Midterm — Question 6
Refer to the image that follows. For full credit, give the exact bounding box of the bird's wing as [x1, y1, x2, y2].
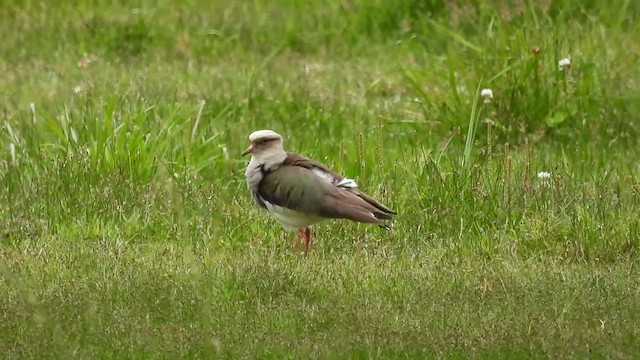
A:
[258, 160, 395, 225]
[282, 152, 396, 215]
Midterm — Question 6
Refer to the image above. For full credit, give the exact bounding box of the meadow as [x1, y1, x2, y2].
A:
[1, 0, 640, 358]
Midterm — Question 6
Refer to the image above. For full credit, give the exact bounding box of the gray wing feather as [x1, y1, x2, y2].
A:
[258, 156, 396, 225]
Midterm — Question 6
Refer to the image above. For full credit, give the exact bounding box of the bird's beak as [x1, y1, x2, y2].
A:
[241, 144, 255, 156]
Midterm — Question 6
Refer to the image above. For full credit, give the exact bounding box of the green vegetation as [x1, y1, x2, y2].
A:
[1, 0, 640, 358]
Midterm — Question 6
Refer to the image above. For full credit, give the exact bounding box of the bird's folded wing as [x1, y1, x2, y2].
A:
[258, 166, 390, 224]
[283, 152, 396, 215]
[258, 166, 336, 215]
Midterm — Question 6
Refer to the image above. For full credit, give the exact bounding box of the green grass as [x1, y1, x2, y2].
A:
[2, 0, 640, 358]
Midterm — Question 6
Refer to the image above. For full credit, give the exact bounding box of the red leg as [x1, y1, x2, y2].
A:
[292, 228, 304, 249]
[303, 228, 311, 257]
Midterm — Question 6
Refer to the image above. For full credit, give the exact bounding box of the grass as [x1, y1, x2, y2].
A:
[1, 0, 640, 358]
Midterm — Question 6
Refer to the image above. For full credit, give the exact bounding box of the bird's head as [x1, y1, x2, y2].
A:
[242, 130, 286, 163]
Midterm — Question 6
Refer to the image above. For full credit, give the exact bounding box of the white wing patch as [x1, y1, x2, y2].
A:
[336, 178, 358, 188]
[311, 168, 335, 182]
[311, 168, 358, 189]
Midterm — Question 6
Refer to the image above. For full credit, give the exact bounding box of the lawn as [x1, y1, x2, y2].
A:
[1, 0, 640, 358]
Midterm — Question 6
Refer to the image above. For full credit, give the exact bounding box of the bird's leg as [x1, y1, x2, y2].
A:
[292, 228, 304, 249]
[303, 228, 311, 257]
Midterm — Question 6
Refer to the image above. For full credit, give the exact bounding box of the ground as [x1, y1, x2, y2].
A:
[1, 0, 640, 358]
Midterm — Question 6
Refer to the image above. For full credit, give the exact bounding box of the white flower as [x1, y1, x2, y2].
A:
[480, 88, 493, 103]
[73, 85, 83, 94]
[537, 171, 553, 188]
[558, 58, 571, 71]
[537, 171, 551, 179]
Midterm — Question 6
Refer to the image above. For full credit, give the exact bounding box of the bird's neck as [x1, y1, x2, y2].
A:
[250, 149, 287, 171]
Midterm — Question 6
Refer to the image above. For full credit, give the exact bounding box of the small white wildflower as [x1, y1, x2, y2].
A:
[537, 171, 551, 179]
[537, 171, 553, 188]
[558, 57, 571, 71]
[480, 88, 493, 103]
[73, 85, 83, 94]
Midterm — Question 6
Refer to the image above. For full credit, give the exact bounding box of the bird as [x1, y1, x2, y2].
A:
[242, 129, 396, 256]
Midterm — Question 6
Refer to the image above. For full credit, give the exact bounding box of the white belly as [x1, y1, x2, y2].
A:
[263, 200, 324, 231]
